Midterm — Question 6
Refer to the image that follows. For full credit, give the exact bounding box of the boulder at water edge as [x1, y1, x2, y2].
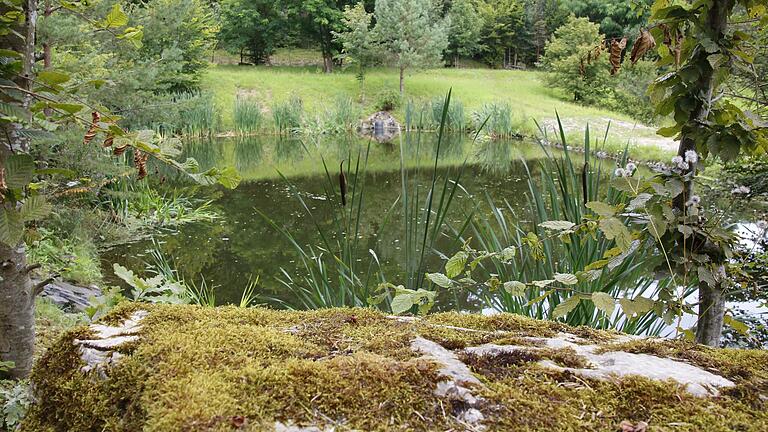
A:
[24, 304, 768, 431]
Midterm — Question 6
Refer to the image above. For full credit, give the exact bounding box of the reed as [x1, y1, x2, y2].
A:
[272, 95, 303, 134]
[177, 92, 219, 136]
[259, 90, 471, 309]
[233, 97, 263, 135]
[471, 101, 522, 138]
[462, 116, 667, 334]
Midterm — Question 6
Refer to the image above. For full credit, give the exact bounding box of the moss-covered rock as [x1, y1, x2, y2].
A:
[24, 304, 768, 431]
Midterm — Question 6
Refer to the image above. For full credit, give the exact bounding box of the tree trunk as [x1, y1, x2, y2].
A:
[0, 0, 38, 380]
[673, 0, 730, 346]
[323, 55, 333, 73]
[0, 244, 37, 380]
[43, 0, 51, 69]
[695, 277, 725, 347]
[399, 66, 405, 96]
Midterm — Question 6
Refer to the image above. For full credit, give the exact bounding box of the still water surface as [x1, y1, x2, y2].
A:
[102, 133, 568, 307]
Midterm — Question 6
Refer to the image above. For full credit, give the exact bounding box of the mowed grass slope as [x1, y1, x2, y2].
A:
[202, 64, 676, 160]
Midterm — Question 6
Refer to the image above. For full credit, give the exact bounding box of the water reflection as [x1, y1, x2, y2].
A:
[102, 133, 553, 306]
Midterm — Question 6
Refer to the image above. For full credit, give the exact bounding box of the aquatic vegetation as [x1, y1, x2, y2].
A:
[261, 91, 470, 310]
[404, 97, 466, 132]
[471, 101, 523, 138]
[233, 96, 263, 135]
[177, 91, 220, 136]
[324, 96, 362, 133]
[273, 95, 304, 134]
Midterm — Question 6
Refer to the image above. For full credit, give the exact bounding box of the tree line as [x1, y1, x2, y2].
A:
[218, 0, 650, 70]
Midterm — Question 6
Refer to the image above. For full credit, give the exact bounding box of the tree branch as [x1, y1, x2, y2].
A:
[33, 277, 55, 297]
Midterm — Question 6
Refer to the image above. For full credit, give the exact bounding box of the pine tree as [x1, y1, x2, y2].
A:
[374, 0, 449, 95]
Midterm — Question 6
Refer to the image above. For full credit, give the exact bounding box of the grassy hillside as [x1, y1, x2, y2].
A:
[201, 65, 676, 161]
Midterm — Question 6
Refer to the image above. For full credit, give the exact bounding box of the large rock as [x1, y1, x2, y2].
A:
[24, 305, 768, 431]
[36, 278, 101, 312]
[359, 111, 400, 142]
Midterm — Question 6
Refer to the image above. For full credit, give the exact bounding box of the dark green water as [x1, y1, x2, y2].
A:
[100, 133, 589, 307]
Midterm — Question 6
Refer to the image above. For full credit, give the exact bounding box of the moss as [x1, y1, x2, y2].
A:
[24, 305, 768, 431]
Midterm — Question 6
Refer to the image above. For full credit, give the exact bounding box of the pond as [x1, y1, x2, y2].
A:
[102, 133, 558, 304]
[100, 132, 767, 343]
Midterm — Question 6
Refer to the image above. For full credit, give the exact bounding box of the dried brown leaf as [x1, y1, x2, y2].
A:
[102, 134, 114, 148]
[610, 37, 627, 75]
[133, 149, 149, 180]
[83, 111, 101, 145]
[630, 29, 656, 64]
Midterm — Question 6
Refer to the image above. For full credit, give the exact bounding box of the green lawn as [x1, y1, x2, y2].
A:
[201, 64, 676, 161]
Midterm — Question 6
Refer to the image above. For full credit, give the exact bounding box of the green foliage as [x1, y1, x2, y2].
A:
[273, 96, 304, 134]
[27, 228, 102, 285]
[477, 0, 528, 67]
[178, 92, 220, 136]
[333, 2, 378, 79]
[113, 263, 189, 304]
[373, 0, 450, 93]
[131, 0, 218, 91]
[562, 0, 651, 39]
[647, 0, 768, 161]
[374, 89, 401, 112]
[218, 0, 285, 64]
[233, 97, 264, 135]
[446, 0, 485, 64]
[324, 96, 362, 133]
[471, 102, 519, 138]
[0, 380, 31, 430]
[542, 16, 612, 104]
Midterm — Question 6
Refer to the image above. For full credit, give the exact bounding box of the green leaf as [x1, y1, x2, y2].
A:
[723, 315, 749, 335]
[539, 220, 576, 231]
[4, 154, 35, 189]
[627, 193, 652, 211]
[697, 266, 716, 287]
[445, 251, 468, 278]
[599, 217, 632, 251]
[36, 70, 70, 85]
[390, 292, 415, 315]
[0, 208, 23, 246]
[101, 4, 129, 28]
[586, 201, 617, 217]
[647, 214, 668, 240]
[426, 272, 452, 288]
[500, 246, 516, 262]
[532, 279, 555, 288]
[591, 292, 616, 315]
[113, 263, 140, 287]
[504, 281, 526, 296]
[526, 289, 555, 307]
[552, 295, 580, 319]
[48, 102, 83, 114]
[554, 273, 578, 286]
[19, 195, 52, 221]
[619, 296, 656, 318]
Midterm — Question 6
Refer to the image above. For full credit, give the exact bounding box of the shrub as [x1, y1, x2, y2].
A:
[374, 89, 401, 112]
